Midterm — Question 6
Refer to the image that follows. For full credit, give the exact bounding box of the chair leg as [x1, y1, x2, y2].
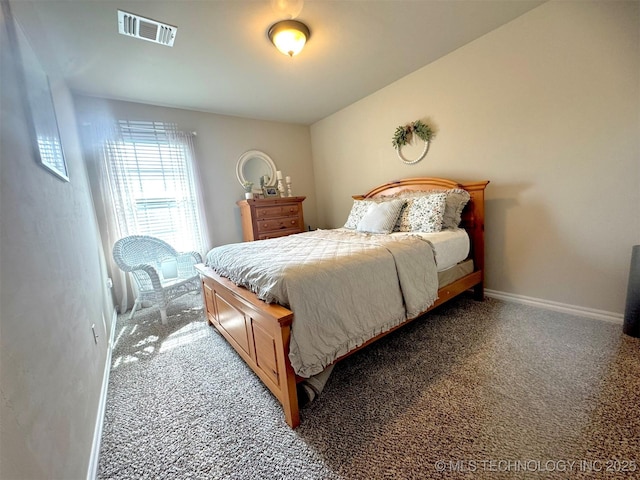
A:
[160, 308, 168, 325]
[129, 299, 140, 320]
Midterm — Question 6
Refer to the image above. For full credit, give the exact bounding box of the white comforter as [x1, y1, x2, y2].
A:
[206, 229, 438, 377]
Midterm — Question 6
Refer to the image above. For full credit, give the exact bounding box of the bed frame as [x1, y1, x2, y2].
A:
[195, 177, 489, 427]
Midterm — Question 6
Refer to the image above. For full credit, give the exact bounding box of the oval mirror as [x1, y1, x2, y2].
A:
[236, 150, 277, 191]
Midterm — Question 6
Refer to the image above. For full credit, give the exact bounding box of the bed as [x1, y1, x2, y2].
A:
[195, 177, 489, 427]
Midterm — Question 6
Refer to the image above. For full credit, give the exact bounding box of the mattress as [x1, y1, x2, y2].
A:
[390, 228, 470, 271]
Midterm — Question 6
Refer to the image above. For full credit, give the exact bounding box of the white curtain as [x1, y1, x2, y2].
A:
[178, 130, 211, 254]
[82, 121, 131, 313]
[82, 120, 209, 313]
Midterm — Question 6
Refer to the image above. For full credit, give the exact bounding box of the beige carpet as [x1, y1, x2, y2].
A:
[98, 292, 640, 479]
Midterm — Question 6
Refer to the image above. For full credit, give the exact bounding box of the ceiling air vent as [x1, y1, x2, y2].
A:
[117, 10, 177, 47]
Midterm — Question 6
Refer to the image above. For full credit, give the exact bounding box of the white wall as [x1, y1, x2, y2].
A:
[310, 0, 640, 315]
[73, 97, 317, 249]
[0, 3, 115, 478]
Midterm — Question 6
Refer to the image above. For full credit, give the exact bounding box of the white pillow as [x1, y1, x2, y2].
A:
[397, 193, 447, 232]
[356, 199, 405, 234]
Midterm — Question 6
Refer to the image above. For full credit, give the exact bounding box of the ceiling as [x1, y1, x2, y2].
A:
[11, 0, 545, 125]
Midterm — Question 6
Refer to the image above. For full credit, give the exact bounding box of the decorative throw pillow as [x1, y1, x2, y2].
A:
[390, 189, 470, 230]
[344, 199, 378, 229]
[397, 193, 447, 232]
[356, 199, 405, 234]
[441, 189, 471, 229]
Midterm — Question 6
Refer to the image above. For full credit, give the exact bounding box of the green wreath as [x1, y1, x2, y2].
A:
[392, 120, 434, 148]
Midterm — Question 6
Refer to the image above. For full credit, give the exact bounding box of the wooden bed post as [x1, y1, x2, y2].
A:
[460, 181, 488, 300]
[278, 325, 300, 428]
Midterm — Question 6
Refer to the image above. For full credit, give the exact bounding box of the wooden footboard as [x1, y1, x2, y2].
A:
[196, 263, 300, 427]
[196, 263, 483, 428]
[198, 177, 488, 428]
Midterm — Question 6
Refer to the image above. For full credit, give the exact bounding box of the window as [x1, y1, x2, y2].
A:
[105, 120, 206, 254]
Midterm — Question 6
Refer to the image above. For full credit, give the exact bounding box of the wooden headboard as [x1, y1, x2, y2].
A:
[353, 176, 489, 280]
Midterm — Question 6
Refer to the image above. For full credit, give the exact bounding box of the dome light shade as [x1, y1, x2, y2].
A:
[268, 20, 310, 57]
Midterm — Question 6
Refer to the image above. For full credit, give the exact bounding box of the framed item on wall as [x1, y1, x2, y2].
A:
[5, 4, 69, 182]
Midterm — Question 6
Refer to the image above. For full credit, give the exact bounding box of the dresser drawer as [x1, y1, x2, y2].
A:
[258, 228, 300, 240]
[257, 217, 302, 233]
[255, 204, 300, 219]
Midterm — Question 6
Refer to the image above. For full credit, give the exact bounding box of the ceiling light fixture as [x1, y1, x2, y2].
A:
[267, 20, 310, 57]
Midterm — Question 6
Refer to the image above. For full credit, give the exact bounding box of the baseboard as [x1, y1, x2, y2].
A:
[485, 289, 623, 324]
[86, 308, 117, 480]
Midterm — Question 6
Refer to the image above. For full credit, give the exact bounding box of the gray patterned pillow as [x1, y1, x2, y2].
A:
[344, 199, 378, 229]
[356, 199, 405, 234]
[441, 189, 471, 229]
[397, 193, 447, 232]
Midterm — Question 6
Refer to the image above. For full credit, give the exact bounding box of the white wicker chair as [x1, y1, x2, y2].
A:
[112, 235, 202, 324]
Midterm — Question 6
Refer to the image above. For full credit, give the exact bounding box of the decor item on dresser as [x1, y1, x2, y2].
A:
[392, 119, 435, 165]
[285, 175, 293, 197]
[259, 174, 270, 191]
[263, 186, 279, 197]
[237, 196, 306, 242]
[196, 177, 488, 428]
[236, 150, 277, 194]
[242, 181, 254, 199]
[276, 170, 286, 197]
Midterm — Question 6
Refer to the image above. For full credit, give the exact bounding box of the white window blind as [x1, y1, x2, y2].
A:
[105, 120, 206, 254]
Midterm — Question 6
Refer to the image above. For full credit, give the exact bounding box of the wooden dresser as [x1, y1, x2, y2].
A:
[237, 196, 306, 242]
